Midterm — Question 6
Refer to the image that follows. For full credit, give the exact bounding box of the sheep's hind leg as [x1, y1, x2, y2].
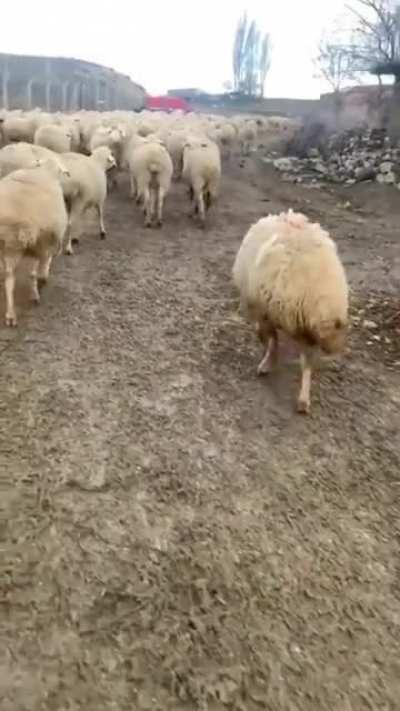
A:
[3, 253, 20, 327]
[156, 187, 165, 226]
[197, 190, 206, 226]
[257, 321, 278, 375]
[37, 252, 53, 288]
[30, 257, 40, 304]
[257, 324, 278, 375]
[96, 203, 106, 239]
[143, 188, 152, 227]
[297, 346, 315, 414]
[129, 173, 137, 199]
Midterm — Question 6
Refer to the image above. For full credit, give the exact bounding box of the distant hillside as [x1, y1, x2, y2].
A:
[0, 53, 146, 111]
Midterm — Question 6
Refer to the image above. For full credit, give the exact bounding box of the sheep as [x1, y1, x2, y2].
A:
[0, 142, 69, 179]
[89, 125, 126, 189]
[60, 117, 82, 152]
[0, 114, 38, 144]
[214, 121, 237, 161]
[166, 130, 188, 179]
[182, 138, 221, 226]
[232, 210, 349, 414]
[0, 160, 68, 326]
[34, 123, 73, 154]
[127, 140, 173, 227]
[238, 119, 258, 156]
[61, 146, 116, 254]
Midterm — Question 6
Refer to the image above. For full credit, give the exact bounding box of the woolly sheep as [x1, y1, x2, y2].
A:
[61, 147, 116, 254]
[0, 160, 68, 326]
[0, 114, 38, 144]
[166, 130, 188, 179]
[127, 140, 173, 227]
[237, 119, 257, 156]
[0, 142, 69, 179]
[232, 210, 349, 413]
[214, 121, 237, 161]
[182, 138, 221, 225]
[34, 124, 73, 154]
[89, 125, 126, 189]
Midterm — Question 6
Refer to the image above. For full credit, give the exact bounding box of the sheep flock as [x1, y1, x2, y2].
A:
[0, 107, 348, 414]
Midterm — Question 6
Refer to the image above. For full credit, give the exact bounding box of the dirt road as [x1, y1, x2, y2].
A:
[2, 160, 400, 710]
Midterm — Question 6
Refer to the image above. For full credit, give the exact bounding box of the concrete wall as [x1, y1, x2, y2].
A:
[0, 53, 146, 111]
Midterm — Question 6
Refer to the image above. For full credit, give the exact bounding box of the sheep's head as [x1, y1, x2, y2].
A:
[91, 146, 116, 170]
[318, 318, 348, 355]
[37, 157, 71, 179]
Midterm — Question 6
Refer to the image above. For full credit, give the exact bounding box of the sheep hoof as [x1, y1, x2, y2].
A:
[64, 247, 74, 256]
[296, 398, 310, 415]
[257, 361, 272, 376]
[5, 314, 17, 327]
[145, 221, 152, 228]
[71, 237, 80, 245]
[37, 277, 48, 289]
[31, 292, 40, 305]
[156, 220, 162, 228]
[100, 230, 107, 240]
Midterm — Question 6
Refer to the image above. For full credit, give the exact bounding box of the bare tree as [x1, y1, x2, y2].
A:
[345, 0, 400, 69]
[315, 36, 357, 94]
[232, 14, 271, 97]
[259, 34, 272, 97]
[233, 13, 248, 92]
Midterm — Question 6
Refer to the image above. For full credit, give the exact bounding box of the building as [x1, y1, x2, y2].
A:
[0, 53, 146, 112]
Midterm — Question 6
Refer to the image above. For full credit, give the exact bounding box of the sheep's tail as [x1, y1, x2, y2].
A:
[149, 162, 160, 175]
[18, 224, 38, 249]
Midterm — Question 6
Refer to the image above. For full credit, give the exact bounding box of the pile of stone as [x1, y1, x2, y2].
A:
[267, 127, 400, 187]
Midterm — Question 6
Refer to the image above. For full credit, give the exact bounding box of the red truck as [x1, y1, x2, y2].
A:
[145, 95, 192, 113]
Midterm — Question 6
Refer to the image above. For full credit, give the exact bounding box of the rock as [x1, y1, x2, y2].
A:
[274, 157, 297, 171]
[379, 161, 393, 174]
[273, 126, 399, 186]
[363, 319, 378, 329]
[382, 171, 396, 184]
[355, 166, 376, 182]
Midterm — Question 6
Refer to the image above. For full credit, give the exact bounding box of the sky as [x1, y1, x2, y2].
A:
[4, 0, 354, 98]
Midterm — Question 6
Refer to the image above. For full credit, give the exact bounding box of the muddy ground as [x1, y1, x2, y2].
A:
[1, 158, 400, 711]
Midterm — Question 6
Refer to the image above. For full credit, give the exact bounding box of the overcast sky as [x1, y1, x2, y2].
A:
[5, 1, 354, 98]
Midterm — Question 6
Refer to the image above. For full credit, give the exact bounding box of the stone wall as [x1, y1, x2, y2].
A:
[0, 53, 146, 111]
[184, 87, 395, 133]
[184, 93, 320, 119]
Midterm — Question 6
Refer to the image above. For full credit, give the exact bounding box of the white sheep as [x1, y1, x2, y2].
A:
[34, 123, 73, 154]
[182, 138, 221, 226]
[233, 210, 349, 413]
[0, 142, 68, 178]
[0, 160, 68, 326]
[0, 114, 38, 144]
[127, 140, 173, 227]
[237, 119, 258, 156]
[166, 130, 188, 179]
[89, 125, 126, 189]
[61, 147, 116, 254]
